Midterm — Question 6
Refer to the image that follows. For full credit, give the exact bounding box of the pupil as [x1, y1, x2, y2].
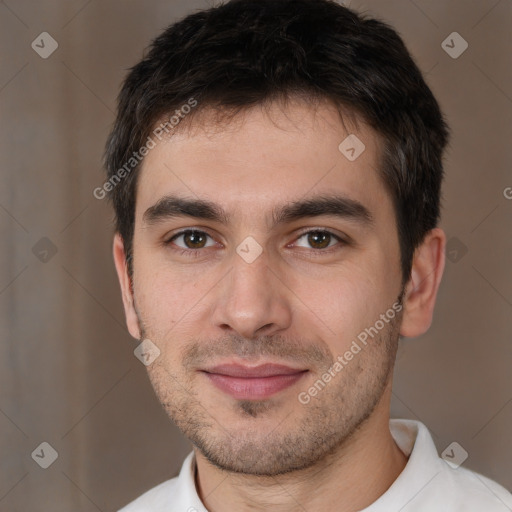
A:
[185, 231, 206, 248]
[308, 231, 330, 249]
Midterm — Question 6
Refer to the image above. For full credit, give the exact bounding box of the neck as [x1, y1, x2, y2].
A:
[194, 387, 407, 512]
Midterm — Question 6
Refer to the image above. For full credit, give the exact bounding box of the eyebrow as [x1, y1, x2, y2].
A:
[142, 194, 374, 228]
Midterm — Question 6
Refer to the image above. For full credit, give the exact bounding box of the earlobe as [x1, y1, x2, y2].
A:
[399, 228, 446, 338]
[113, 234, 142, 340]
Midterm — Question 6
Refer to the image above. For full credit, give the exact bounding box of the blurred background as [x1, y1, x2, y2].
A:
[0, 0, 511, 510]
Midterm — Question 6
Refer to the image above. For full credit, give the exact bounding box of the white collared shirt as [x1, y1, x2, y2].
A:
[119, 419, 512, 511]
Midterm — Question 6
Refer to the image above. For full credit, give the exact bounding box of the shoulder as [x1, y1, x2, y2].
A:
[440, 465, 512, 510]
[386, 420, 512, 511]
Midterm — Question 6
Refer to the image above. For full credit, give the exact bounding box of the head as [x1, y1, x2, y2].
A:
[105, 0, 448, 476]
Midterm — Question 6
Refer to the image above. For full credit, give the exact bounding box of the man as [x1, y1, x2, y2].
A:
[103, 0, 512, 510]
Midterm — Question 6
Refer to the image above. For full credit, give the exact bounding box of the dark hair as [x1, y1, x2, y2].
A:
[104, 0, 449, 284]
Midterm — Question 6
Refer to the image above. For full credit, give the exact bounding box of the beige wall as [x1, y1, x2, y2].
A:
[0, 1, 510, 510]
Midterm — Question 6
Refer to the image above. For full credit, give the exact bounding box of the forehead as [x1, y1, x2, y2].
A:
[135, 100, 392, 226]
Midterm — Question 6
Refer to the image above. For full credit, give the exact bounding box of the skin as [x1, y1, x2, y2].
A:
[113, 99, 446, 512]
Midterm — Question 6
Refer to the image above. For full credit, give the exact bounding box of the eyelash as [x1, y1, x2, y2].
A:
[164, 228, 347, 258]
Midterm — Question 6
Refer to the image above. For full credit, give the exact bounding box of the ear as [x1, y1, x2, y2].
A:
[113, 233, 141, 339]
[400, 227, 446, 338]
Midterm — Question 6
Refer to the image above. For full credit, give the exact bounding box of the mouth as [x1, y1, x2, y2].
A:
[200, 363, 308, 400]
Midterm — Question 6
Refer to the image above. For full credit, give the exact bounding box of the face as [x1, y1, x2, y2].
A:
[116, 100, 407, 476]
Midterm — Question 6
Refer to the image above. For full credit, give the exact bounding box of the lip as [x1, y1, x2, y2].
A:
[201, 363, 308, 400]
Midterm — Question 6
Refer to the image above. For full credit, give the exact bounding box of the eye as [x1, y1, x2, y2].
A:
[164, 228, 345, 256]
[294, 230, 343, 250]
[167, 229, 217, 250]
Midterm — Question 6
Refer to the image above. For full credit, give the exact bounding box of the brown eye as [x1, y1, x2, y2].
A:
[183, 231, 207, 248]
[307, 231, 332, 249]
[169, 230, 214, 250]
[293, 230, 341, 250]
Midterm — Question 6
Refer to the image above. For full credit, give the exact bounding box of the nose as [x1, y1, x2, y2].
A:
[210, 251, 293, 339]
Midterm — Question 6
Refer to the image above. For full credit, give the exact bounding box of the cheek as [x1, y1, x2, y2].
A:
[295, 274, 361, 331]
[132, 254, 180, 325]
[293, 262, 393, 354]
[132, 254, 217, 340]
